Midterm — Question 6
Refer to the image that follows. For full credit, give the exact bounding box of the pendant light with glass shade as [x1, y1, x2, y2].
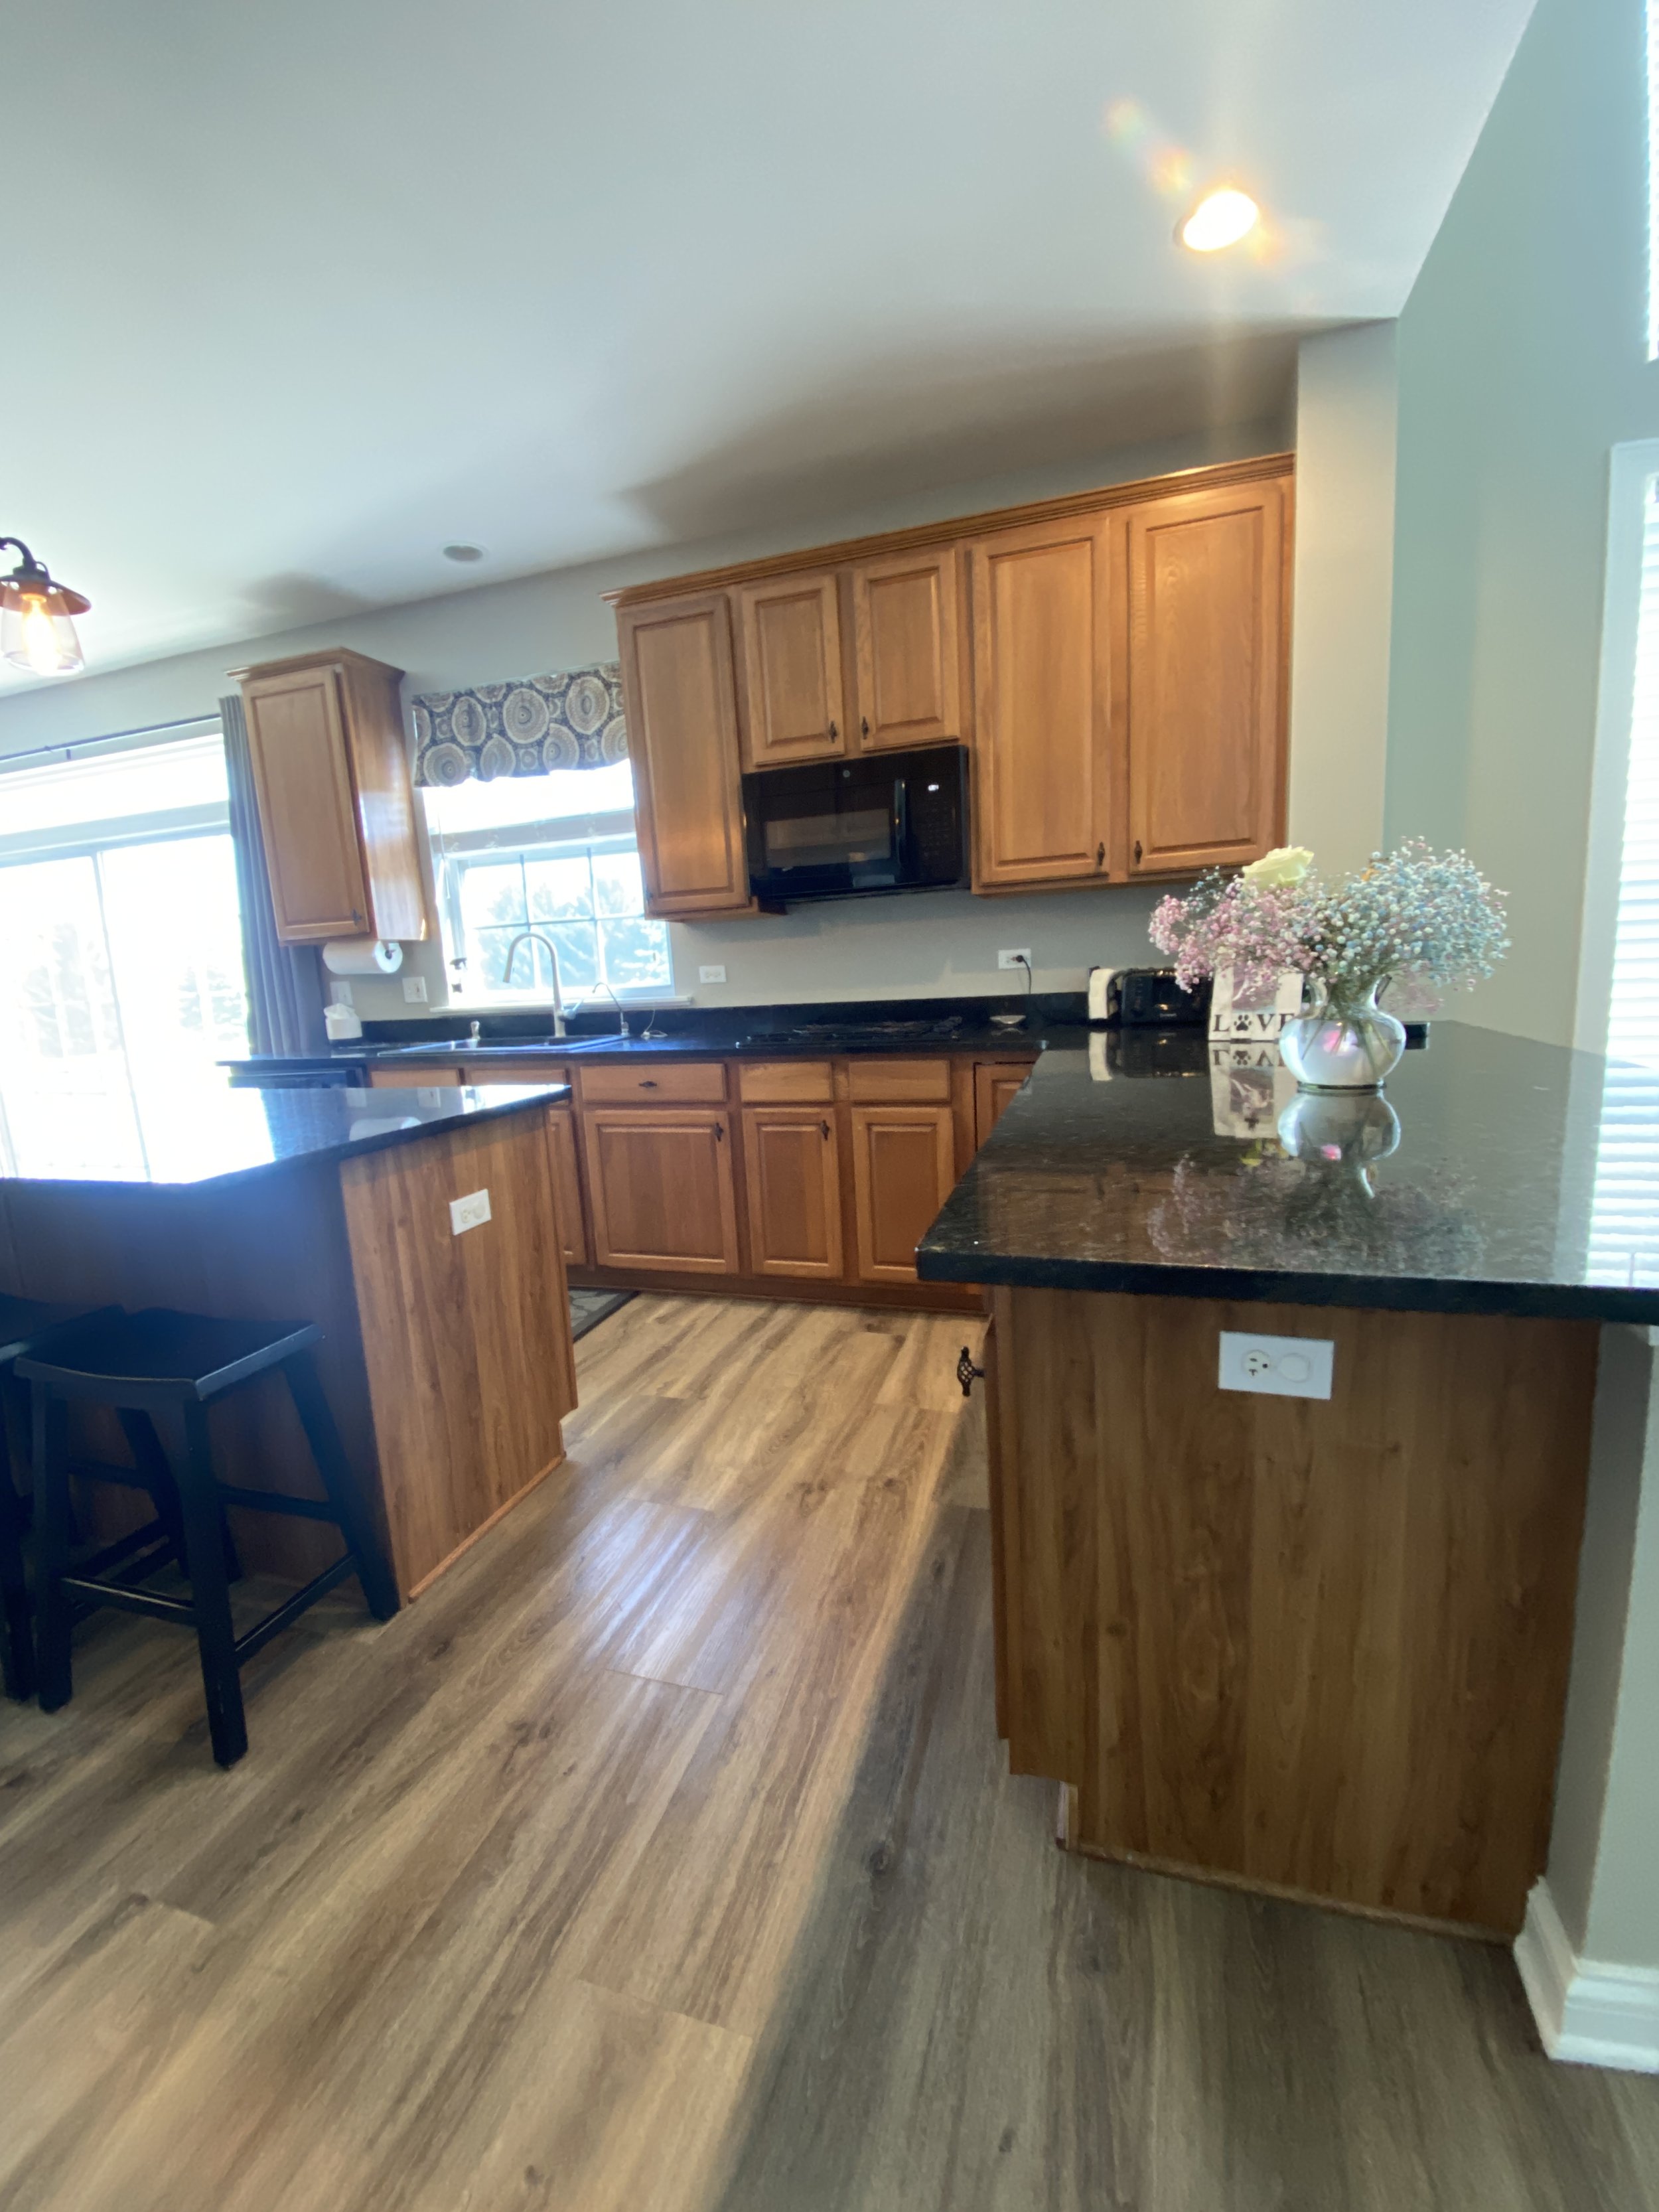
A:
[0, 538, 90, 676]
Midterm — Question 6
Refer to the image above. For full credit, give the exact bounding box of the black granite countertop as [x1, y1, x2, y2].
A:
[219, 993, 1095, 1079]
[916, 1023, 1659, 1323]
[0, 1081, 567, 1191]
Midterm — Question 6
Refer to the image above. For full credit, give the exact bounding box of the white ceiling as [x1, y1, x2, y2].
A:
[1, 0, 1536, 690]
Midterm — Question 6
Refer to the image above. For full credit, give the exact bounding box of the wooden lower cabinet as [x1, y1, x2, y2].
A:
[545, 1105, 589, 1266]
[973, 1060, 1034, 1147]
[849, 1104, 957, 1284]
[583, 1106, 740, 1275]
[741, 1106, 843, 1278]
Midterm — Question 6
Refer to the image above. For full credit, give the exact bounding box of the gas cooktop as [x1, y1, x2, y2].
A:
[743, 1016, 971, 1049]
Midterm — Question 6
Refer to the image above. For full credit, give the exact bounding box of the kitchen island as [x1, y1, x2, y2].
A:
[0, 1080, 577, 1600]
[918, 1023, 1659, 1938]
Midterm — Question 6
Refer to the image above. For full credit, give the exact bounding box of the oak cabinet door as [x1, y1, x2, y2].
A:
[741, 1106, 843, 1278]
[243, 665, 372, 940]
[967, 516, 1113, 889]
[973, 1061, 1035, 1149]
[618, 593, 753, 917]
[545, 1106, 590, 1267]
[850, 1104, 958, 1284]
[735, 571, 846, 768]
[582, 1108, 740, 1274]
[851, 545, 962, 751]
[1125, 478, 1287, 876]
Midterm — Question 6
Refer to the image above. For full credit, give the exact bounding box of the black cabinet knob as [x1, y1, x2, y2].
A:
[1133, 840, 1143, 864]
[956, 1346, 986, 1398]
[828, 720, 837, 740]
[1095, 844, 1105, 869]
[820, 1120, 831, 1139]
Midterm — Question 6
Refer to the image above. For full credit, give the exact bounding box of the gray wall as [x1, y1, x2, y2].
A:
[1287, 323, 1398, 874]
[1384, 0, 1659, 1048]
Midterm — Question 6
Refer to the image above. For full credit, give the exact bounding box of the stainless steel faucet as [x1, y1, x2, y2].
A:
[500, 930, 567, 1037]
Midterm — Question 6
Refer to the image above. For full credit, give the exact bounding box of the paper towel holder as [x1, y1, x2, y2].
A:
[323, 936, 405, 978]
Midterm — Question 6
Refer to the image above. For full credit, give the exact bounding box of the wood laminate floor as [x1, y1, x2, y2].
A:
[3, 1293, 1657, 2211]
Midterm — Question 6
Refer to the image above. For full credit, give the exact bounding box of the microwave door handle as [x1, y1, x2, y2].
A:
[893, 777, 909, 872]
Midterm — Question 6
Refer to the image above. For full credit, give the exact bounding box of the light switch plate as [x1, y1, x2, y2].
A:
[449, 1188, 492, 1236]
[998, 948, 1033, 971]
[1218, 1330, 1334, 1400]
[699, 965, 727, 984]
[403, 976, 428, 1003]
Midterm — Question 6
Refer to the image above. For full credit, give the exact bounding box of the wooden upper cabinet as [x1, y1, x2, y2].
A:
[617, 593, 753, 917]
[850, 546, 962, 751]
[967, 516, 1113, 891]
[235, 649, 427, 946]
[736, 571, 846, 768]
[1124, 477, 1287, 877]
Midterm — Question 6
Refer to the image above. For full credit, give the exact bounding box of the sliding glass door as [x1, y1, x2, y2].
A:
[0, 733, 250, 1180]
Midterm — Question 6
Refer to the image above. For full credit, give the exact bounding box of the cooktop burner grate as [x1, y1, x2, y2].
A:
[743, 1017, 968, 1048]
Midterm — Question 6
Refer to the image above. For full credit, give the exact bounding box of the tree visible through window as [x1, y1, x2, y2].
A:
[424, 761, 673, 1004]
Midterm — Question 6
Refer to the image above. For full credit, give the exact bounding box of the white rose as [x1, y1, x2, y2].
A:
[1242, 845, 1313, 888]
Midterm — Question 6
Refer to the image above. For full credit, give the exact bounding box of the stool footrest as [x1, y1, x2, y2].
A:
[78, 1518, 175, 1582]
[67, 1456, 162, 1493]
[233, 1554, 357, 1664]
[59, 1576, 196, 1628]
[212, 1484, 342, 1525]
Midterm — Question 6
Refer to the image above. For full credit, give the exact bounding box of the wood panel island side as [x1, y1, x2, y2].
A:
[916, 1025, 1654, 1940]
[0, 1082, 577, 1601]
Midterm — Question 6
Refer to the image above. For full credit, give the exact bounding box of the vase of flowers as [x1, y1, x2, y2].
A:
[1149, 840, 1509, 1093]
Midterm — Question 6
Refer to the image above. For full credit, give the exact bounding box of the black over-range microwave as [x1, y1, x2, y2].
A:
[743, 743, 970, 907]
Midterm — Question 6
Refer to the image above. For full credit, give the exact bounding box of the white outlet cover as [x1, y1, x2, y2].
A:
[699, 965, 727, 984]
[449, 1187, 492, 1236]
[998, 948, 1033, 970]
[1218, 1330, 1334, 1400]
[403, 976, 428, 1003]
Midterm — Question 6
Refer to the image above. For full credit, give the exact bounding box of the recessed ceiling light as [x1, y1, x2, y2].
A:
[442, 543, 487, 563]
[1179, 188, 1260, 254]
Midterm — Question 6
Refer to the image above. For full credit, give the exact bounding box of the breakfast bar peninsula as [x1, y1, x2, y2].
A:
[0, 1081, 577, 1601]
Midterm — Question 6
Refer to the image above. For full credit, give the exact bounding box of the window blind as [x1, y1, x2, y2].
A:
[1588, 474, 1659, 1288]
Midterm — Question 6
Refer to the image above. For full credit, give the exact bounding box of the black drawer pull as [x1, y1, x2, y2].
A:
[639, 1078, 657, 1088]
[956, 1346, 985, 1398]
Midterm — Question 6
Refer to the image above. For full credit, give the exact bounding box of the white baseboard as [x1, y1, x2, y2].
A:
[1514, 1881, 1659, 2073]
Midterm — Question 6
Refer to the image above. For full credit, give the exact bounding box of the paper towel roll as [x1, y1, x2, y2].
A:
[323, 937, 403, 977]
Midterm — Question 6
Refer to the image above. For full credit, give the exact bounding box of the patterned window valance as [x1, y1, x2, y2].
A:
[411, 664, 628, 786]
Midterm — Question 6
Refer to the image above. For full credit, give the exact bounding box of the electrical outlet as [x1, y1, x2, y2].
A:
[699, 964, 727, 984]
[449, 1188, 492, 1236]
[1218, 1331, 1334, 1400]
[998, 948, 1033, 972]
[403, 976, 428, 1003]
[333, 980, 353, 1007]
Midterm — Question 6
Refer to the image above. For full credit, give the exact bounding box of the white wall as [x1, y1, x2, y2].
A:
[1286, 323, 1398, 873]
[1384, 0, 1659, 1048]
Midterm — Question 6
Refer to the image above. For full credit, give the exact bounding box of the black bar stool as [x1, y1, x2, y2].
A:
[0, 1294, 122, 1702]
[20, 1308, 399, 1767]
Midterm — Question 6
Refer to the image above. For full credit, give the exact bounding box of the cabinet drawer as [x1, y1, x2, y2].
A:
[579, 1060, 727, 1106]
[738, 1059, 835, 1104]
[846, 1057, 952, 1104]
[369, 1062, 460, 1086]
